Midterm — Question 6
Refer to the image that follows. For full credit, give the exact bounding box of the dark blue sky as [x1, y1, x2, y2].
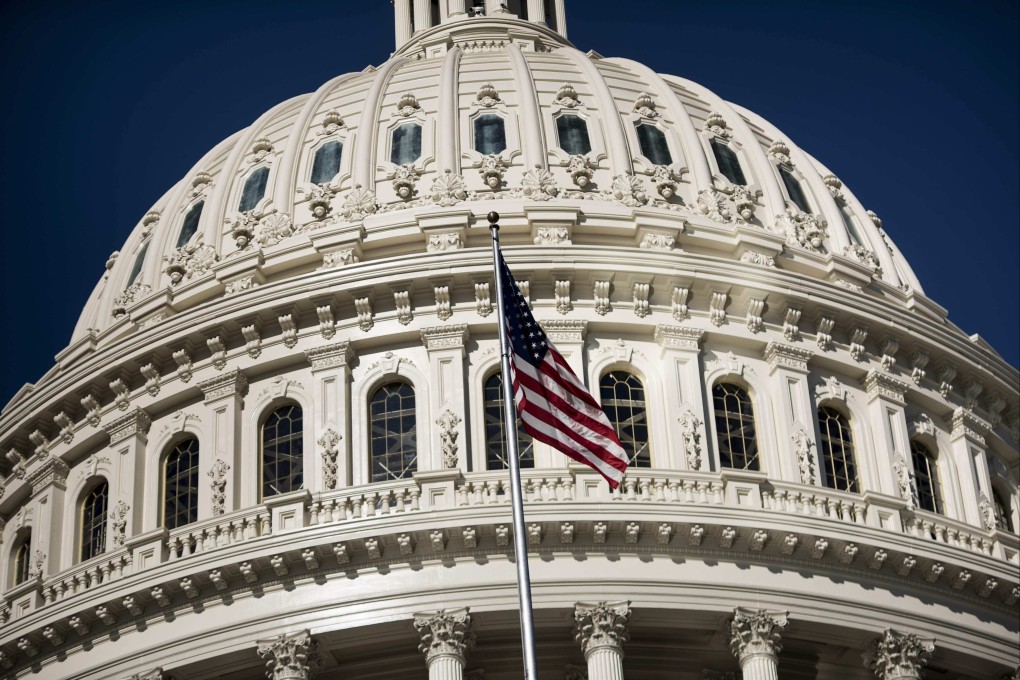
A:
[0, 0, 1016, 406]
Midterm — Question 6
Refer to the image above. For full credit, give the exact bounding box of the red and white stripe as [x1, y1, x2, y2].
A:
[510, 346, 629, 488]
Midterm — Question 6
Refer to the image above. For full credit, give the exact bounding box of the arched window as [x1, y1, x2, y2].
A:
[238, 167, 270, 212]
[176, 201, 204, 248]
[12, 534, 31, 586]
[310, 140, 343, 184]
[80, 481, 109, 562]
[779, 166, 811, 213]
[391, 123, 423, 165]
[370, 382, 418, 482]
[992, 487, 1014, 533]
[635, 122, 672, 165]
[261, 405, 304, 499]
[711, 138, 746, 185]
[127, 242, 149, 285]
[556, 114, 591, 155]
[163, 438, 200, 529]
[484, 371, 534, 470]
[599, 371, 650, 467]
[474, 114, 507, 155]
[817, 406, 858, 492]
[909, 440, 942, 514]
[712, 383, 759, 470]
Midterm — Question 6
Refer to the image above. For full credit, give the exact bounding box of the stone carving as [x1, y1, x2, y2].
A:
[436, 408, 462, 468]
[767, 140, 792, 165]
[521, 165, 559, 200]
[783, 307, 802, 341]
[111, 283, 151, 318]
[355, 297, 373, 331]
[776, 208, 827, 251]
[693, 189, 733, 223]
[394, 92, 421, 117]
[892, 456, 917, 508]
[474, 283, 492, 316]
[208, 459, 230, 516]
[729, 608, 787, 663]
[633, 283, 650, 318]
[534, 226, 570, 245]
[671, 287, 690, 322]
[228, 211, 259, 250]
[740, 251, 775, 268]
[111, 501, 129, 546]
[639, 232, 676, 251]
[720, 526, 737, 548]
[306, 184, 335, 221]
[81, 394, 102, 427]
[475, 83, 501, 107]
[163, 234, 218, 284]
[792, 428, 816, 485]
[555, 280, 572, 315]
[317, 428, 341, 490]
[256, 630, 321, 680]
[568, 154, 594, 188]
[478, 154, 506, 190]
[709, 291, 727, 326]
[746, 298, 765, 333]
[849, 326, 868, 362]
[937, 365, 956, 398]
[706, 111, 730, 138]
[554, 83, 581, 108]
[679, 408, 703, 470]
[978, 494, 997, 532]
[816, 316, 835, 351]
[322, 247, 358, 268]
[864, 629, 934, 680]
[225, 276, 259, 296]
[395, 291, 413, 325]
[428, 169, 467, 205]
[414, 608, 475, 665]
[256, 212, 294, 247]
[574, 601, 631, 655]
[594, 280, 611, 315]
[316, 306, 335, 340]
[320, 109, 344, 134]
[633, 92, 659, 118]
[610, 172, 648, 207]
[727, 184, 756, 222]
[391, 163, 419, 200]
[427, 232, 461, 253]
[843, 244, 882, 274]
[822, 173, 844, 200]
[340, 184, 378, 221]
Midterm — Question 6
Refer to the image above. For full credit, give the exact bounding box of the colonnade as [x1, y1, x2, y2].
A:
[127, 605, 954, 679]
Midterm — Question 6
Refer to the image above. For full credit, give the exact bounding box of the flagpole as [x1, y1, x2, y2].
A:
[488, 211, 540, 680]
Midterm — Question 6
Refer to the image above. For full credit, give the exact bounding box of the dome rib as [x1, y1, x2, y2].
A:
[506, 43, 547, 171]
[352, 57, 407, 190]
[437, 46, 464, 173]
[608, 57, 713, 190]
[564, 47, 632, 175]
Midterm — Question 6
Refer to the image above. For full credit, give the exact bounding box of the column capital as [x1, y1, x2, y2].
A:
[305, 341, 354, 371]
[863, 629, 934, 680]
[763, 342, 812, 373]
[414, 607, 475, 665]
[540, 319, 588, 344]
[26, 456, 69, 496]
[198, 368, 248, 403]
[126, 668, 167, 680]
[864, 370, 909, 404]
[654, 324, 704, 352]
[729, 607, 787, 662]
[256, 629, 321, 680]
[420, 324, 469, 352]
[574, 601, 631, 657]
[104, 407, 152, 446]
[950, 407, 987, 445]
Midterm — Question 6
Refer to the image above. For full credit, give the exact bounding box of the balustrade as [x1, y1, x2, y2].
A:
[166, 507, 272, 561]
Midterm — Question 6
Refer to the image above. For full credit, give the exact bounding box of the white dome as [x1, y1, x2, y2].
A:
[0, 4, 1016, 680]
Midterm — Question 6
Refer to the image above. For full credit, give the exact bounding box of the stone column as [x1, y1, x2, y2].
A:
[655, 326, 707, 471]
[864, 629, 934, 680]
[24, 457, 69, 577]
[414, 608, 475, 680]
[394, 0, 413, 46]
[305, 342, 354, 490]
[527, 0, 545, 23]
[863, 370, 913, 497]
[256, 630, 321, 680]
[414, 0, 432, 32]
[762, 342, 816, 484]
[574, 601, 631, 680]
[729, 608, 787, 680]
[104, 407, 152, 545]
[447, 0, 467, 19]
[421, 325, 469, 473]
[198, 369, 247, 514]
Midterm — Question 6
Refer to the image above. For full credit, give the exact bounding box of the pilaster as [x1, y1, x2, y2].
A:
[414, 607, 475, 680]
[863, 370, 912, 497]
[729, 607, 788, 680]
[864, 629, 934, 680]
[256, 629, 321, 680]
[762, 342, 815, 484]
[654, 325, 707, 470]
[198, 369, 247, 515]
[305, 342, 354, 490]
[24, 457, 69, 578]
[103, 407, 151, 547]
[574, 601, 630, 680]
[948, 407, 990, 528]
[421, 325, 469, 473]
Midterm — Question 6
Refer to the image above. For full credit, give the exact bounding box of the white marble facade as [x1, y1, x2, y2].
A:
[0, 2, 1017, 678]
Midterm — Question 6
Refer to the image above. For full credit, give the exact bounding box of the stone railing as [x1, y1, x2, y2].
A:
[166, 506, 273, 562]
[40, 548, 132, 608]
[309, 479, 421, 525]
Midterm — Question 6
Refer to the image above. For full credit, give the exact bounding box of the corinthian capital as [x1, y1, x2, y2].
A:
[414, 607, 475, 665]
[256, 630, 321, 680]
[864, 629, 934, 680]
[574, 601, 631, 656]
[729, 608, 788, 661]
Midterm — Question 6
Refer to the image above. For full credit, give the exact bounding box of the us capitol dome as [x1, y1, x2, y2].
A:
[0, 2, 1017, 679]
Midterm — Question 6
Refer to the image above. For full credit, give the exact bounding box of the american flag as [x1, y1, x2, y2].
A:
[498, 251, 629, 489]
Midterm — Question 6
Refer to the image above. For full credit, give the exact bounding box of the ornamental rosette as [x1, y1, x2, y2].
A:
[340, 184, 378, 221]
[256, 212, 295, 247]
[865, 629, 934, 680]
[414, 608, 475, 664]
[521, 166, 558, 200]
[162, 234, 218, 285]
[574, 601, 631, 656]
[430, 169, 468, 206]
[610, 172, 648, 207]
[776, 208, 827, 251]
[693, 189, 733, 223]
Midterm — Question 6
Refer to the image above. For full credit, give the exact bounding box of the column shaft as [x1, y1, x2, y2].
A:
[414, 0, 432, 32]
[740, 654, 779, 680]
[586, 647, 625, 680]
[428, 655, 464, 680]
[395, 0, 413, 46]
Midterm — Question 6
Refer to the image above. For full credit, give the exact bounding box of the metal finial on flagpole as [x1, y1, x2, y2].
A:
[488, 210, 540, 680]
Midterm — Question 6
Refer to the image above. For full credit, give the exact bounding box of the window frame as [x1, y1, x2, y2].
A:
[237, 165, 271, 213]
[632, 120, 674, 167]
[11, 532, 32, 586]
[161, 436, 201, 530]
[816, 405, 860, 493]
[309, 138, 345, 185]
[79, 479, 110, 563]
[711, 381, 760, 471]
[709, 137, 747, 186]
[482, 369, 534, 471]
[259, 403, 305, 501]
[598, 369, 652, 468]
[368, 380, 419, 483]
[471, 112, 509, 157]
[176, 200, 205, 249]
